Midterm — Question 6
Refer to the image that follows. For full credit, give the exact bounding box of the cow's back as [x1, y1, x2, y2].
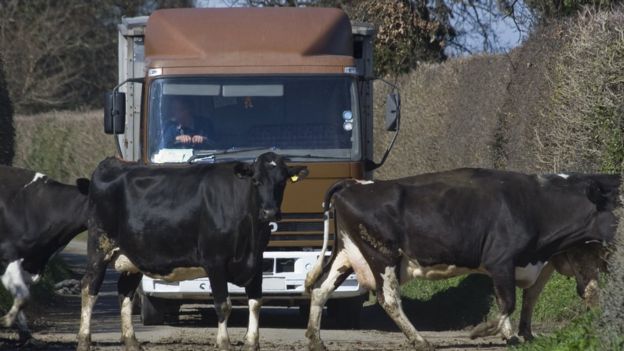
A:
[332, 169, 545, 268]
[90, 158, 257, 231]
[0, 165, 39, 199]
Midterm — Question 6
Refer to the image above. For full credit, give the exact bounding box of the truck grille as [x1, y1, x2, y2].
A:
[268, 213, 334, 249]
[261, 258, 296, 275]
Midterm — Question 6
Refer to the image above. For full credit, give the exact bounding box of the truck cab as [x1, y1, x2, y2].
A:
[106, 8, 398, 327]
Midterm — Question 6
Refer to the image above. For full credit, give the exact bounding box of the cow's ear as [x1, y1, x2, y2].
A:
[586, 181, 617, 211]
[234, 163, 254, 178]
[76, 178, 90, 195]
[288, 166, 308, 183]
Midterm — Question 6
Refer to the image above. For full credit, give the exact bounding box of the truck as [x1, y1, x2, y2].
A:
[104, 7, 400, 328]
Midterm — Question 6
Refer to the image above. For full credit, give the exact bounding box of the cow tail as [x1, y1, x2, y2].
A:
[304, 179, 356, 293]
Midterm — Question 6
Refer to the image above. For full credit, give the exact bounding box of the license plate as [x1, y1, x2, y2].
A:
[262, 277, 285, 291]
[179, 280, 211, 292]
[178, 277, 285, 292]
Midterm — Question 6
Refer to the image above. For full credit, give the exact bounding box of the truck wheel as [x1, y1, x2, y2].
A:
[165, 303, 181, 324]
[298, 301, 310, 322]
[328, 296, 364, 329]
[131, 286, 143, 315]
[131, 294, 141, 315]
[141, 295, 166, 325]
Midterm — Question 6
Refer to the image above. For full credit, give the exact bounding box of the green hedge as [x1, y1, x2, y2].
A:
[13, 110, 115, 182]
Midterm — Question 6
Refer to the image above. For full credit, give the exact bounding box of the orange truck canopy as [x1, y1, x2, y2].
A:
[144, 7, 355, 74]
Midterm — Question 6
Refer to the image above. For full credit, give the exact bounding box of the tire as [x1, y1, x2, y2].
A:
[327, 295, 364, 329]
[141, 295, 166, 325]
[298, 301, 310, 322]
[131, 287, 142, 315]
[131, 294, 141, 315]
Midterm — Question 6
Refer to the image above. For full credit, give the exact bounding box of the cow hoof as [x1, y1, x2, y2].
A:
[1, 315, 12, 328]
[411, 340, 435, 351]
[505, 336, 520, 346]
[76, 341, 91, 351]
[123, 337, 143, 351]
[469, 320, 497, 339]
[76, 335, 91, 351]
[242, 343, 259, 351]
[518, 330, 535, 342]
[18, 337, 42, 348]
[307, 339, 327, 351]
[17, 330, 33, 344]
[216, 342, 233, 351]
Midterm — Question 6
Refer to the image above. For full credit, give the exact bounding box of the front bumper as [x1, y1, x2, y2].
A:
[141, 251, 366, 300]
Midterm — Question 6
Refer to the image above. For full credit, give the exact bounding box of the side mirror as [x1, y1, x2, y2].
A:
[104, 91, 126, 134]
[365, 81, 401, 172]
[385, 92, 400, 132]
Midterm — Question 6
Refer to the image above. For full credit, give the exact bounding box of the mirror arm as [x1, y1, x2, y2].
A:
[113, 77, 145, 93]
[366, 79, 401, 172]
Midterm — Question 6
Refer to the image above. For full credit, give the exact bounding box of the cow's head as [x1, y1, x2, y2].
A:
[544, 173, 621, 212]
[567, 174, 620, 212]
[235, 152, 308, 221]
[544, 173, 621, 245]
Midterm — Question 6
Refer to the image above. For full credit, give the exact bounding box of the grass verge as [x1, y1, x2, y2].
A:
[399, 272, 582, 332]
[512, 311, 600, 351]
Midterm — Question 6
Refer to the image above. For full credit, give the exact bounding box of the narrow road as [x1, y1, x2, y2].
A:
[0, 240, 507, 350]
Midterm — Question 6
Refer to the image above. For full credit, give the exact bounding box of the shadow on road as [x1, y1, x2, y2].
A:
[37, 240, 496, 335]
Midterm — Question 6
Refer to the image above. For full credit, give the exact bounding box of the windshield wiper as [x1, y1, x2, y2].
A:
[188, 147, 350, 164]
[188, 147, 277, 164]
[279, 153, 349, 160]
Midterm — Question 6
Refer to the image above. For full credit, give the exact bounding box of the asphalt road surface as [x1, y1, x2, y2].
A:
[0, 240, 508, 350]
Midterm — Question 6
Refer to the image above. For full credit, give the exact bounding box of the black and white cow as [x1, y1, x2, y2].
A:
[0, 165, 90, 342]
[304, 169, 618, 350]
[77, 153, 307, 351]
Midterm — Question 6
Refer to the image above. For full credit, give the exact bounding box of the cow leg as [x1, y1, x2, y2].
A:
[15, 311, 32, 343]
[376, 266, 432, 351]
[118, 272, 143, 351]
[209, 270, 232, 351]
[470, 268, 516, 343]
[244, 272, 262, 351]
[518, 262, 555, 341]
[305, 249, 353, 351]
[77, 231, 113, 351]
[1, 260, 32, 342]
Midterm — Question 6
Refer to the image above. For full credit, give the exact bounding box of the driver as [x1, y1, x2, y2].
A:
[163, 97, 214, 147]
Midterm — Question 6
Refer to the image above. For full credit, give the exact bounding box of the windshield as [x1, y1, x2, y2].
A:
[147, 76, 360, 163]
